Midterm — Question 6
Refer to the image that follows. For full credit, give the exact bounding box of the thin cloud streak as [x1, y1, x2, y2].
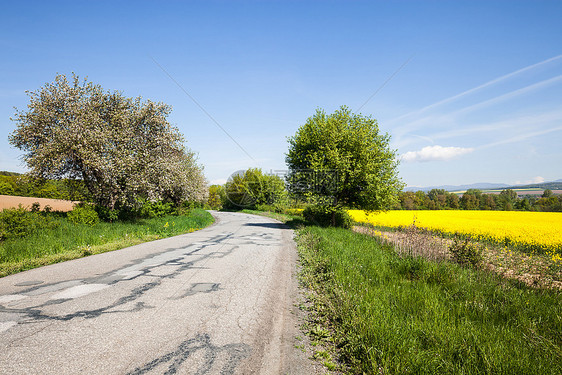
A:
[355, 54, 414, 113]
[479, 125, 562, 149]
[394, 108, 562, 149]
[388, 54, 562, 125]
[428, 109, 562, 143]
[450, 75, 562, 117]
[393, 74, 562, 142]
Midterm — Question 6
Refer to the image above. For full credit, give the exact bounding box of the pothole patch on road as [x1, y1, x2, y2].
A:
[183, 283, 220, 297]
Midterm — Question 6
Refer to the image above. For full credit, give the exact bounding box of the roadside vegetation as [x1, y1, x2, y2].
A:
[244, 207, 562, 373]
[0, 204, 213, 277]
[295, 225, 562, 374]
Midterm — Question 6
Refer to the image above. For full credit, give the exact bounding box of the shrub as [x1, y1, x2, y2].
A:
[67, 204, 99, 226]
[139, 200, 176, 218]
[0, 181, 15, 195]
[0, 205, 56, 240]
[95, 206, 120, 222]
[303, 205, 352, 229]
[0, 206, 32, 239]
[448, 237, 484, 268]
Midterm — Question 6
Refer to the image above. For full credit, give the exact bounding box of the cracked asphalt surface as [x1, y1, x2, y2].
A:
[0, 211, 317, 374]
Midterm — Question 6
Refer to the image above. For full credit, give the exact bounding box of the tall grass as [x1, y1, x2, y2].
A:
[297, 226, 562, 374]
[0, 209, 214, 277]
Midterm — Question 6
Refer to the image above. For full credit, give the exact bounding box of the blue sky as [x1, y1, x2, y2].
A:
[1, 0, 561, 188]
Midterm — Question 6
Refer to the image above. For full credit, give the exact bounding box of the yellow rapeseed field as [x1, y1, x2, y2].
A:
[348, 210, 562, 256]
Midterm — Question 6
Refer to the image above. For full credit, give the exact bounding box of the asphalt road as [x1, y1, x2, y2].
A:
[0, 211, 318, 374]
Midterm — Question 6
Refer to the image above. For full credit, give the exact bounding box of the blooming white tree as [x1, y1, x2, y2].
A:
[10, 74, 207, 211]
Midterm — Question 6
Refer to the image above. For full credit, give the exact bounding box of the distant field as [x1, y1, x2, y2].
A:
[0, 195, 78, 212]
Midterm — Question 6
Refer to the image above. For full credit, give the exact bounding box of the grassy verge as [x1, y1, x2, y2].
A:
[296, 225, 562, 374]
[0, 208, 214, 277]
[355, 223, 562, 289]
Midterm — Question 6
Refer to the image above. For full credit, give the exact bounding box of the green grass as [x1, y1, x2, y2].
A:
[296, 225, 562, 374]
[240, 209, 303, 223]
[0, 208, 214, 277]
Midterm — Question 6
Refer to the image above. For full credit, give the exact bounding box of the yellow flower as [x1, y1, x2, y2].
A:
[348, 209, 562, 255]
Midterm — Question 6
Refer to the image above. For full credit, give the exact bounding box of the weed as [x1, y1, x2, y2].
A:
[449, 237, 484, 268]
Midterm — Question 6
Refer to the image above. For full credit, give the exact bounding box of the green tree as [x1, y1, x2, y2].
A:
[398, 191, 416, 210]
[499, 189, 518, 210]
[428, 189, 448, 209]
[448, 193, 460, 209]
[460, 190, 481, 210]
[9, 74, 207, 211]
[414, 191, 429, 209]
[286, 106, 402, 210]
[208, 185, 225, 210]
[517, 198, 531, 211]
[536, 196, 560, 212]
[480, 194, 497, 210]
[428, 189, 446, 201]
[542, 189, 553, 198]
[223, 168, 287, 210]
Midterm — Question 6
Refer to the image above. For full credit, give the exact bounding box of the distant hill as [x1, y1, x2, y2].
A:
[406, 179, 562, 193]
[0, 171, 22, 177]
[505, 181, 562, 190]
[405, 182, 509, 193]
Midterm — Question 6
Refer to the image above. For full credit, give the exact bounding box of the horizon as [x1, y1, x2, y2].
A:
[404, 178, 562, 192]
[1, 1, 561, 188]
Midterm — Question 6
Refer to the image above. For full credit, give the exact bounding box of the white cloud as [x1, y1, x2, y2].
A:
[401, 145, 474, 163]
[515, 176, 545, 185]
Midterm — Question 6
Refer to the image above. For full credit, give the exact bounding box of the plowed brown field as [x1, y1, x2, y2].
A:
[0, 195, 78, 212]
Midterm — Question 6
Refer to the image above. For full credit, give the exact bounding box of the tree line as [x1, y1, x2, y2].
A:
[396, 188, 562, 212]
